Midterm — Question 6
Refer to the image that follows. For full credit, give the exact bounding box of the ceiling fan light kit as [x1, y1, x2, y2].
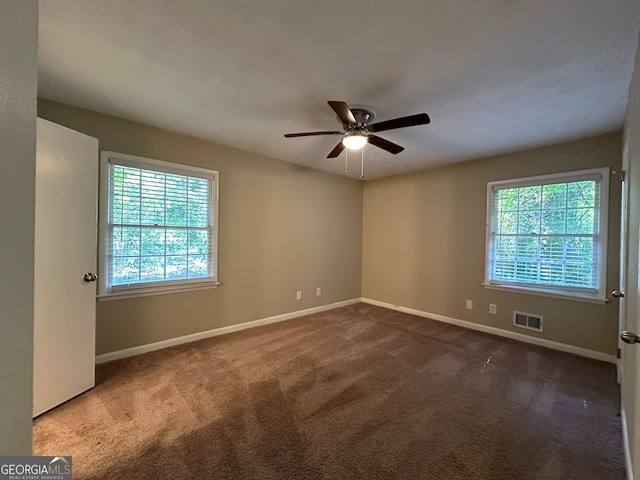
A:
[284, 101, 431, 177]
[342, 134, 368, 150]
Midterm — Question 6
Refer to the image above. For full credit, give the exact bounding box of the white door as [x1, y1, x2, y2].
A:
[33, 118, 98, 417]
[616, 167, 628, 383]
[619, 142, 640, 474]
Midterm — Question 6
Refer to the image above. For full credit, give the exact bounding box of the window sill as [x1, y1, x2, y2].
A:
[482, 283, 608, 305]
[98, 282, 220, 301]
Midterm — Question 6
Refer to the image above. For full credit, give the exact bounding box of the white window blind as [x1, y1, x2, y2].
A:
[485, 168, 609, 301]
[99, 152, 218, 297]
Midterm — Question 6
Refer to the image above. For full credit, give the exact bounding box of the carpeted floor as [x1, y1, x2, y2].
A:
[33, 303, 625, 479]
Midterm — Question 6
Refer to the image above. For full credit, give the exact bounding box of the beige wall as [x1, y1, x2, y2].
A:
[621, 32, 640, 479]
[38, 98, 625, 359]
[363, 133, 622, 355]
[0, 0, 37, 455]
[38, 99, 363, 355]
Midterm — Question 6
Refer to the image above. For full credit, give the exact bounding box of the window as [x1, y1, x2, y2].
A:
[98, 151, 218, 298]
[484, 168, 609, 302]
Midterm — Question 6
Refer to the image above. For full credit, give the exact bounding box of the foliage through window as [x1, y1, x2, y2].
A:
[99, 152, 218, 297]
[485, 168, 609, 301]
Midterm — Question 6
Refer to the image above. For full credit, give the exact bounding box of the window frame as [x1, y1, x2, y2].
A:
[98, 151, 219, 300]
[483, 167, 610, 304]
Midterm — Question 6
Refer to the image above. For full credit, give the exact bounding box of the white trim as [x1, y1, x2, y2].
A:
[622, 406, 634, 480]
[97, 282, 219, 301]
[361, 298, 616, 364]
[98, 150, 220, 298]
[487, 167, 608, 190]
[484, 166, 610, 302]
[100, 150, 216, 177]
[482, 283, 608, 304]
[95, 298, 360, 364]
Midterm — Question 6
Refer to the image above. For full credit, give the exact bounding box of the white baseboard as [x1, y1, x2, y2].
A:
[361, 297, 617, 364]
[95, 298, 360, 364]
[97, 296, 616, 365]
[622, 406, 635, 480]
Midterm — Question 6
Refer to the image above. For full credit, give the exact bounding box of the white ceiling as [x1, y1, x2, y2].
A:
[38, 0, 640, 180]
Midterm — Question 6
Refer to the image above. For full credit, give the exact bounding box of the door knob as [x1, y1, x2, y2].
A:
[83, 272, 98, 282]
[612, 290, 625, 298]
[621, 331, 640, 344]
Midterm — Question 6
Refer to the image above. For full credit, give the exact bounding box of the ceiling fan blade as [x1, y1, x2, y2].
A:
[327, 140, 346, 158]
[327, 101, 356, 125]
[367, 135, 404, 155]
[284, 131, 342, 138]
[369, 113, 430, 132]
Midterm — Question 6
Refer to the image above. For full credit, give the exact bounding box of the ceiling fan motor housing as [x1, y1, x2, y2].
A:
[345, 107, 376, 130]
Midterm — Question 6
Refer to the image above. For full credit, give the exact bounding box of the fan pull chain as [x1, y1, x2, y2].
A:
[345, 148, 348, 175]
[360, 147, 364, 179]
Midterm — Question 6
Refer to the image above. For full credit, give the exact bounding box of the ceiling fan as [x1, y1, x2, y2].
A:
[284, 101, 430, 158]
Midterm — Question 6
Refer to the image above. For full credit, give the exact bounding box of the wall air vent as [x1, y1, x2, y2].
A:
[513, 311, 543, 332]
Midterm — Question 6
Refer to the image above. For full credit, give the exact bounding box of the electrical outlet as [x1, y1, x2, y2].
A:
[489, 304, 497, 314]
[316, 287, 322, 296]
[296, 291, 302, 301]
[466, 300, 473, 310]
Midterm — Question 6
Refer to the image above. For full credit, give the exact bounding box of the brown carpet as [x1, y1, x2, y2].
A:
[33, 303, 625, 479]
